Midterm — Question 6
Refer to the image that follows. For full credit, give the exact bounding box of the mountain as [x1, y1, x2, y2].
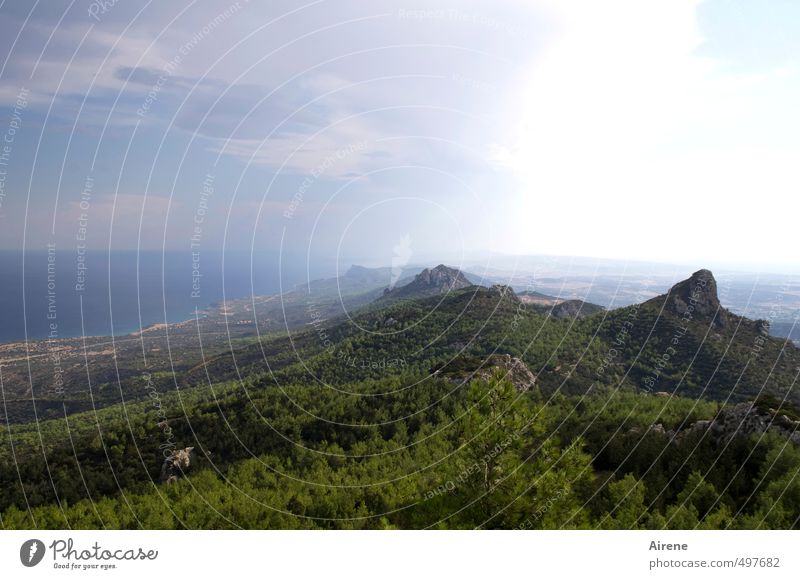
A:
[182, 282, 527, 387]
[380, 264, 473, 301]
[5, 265, 800, 530]
[646, 268, 728, 328]
[598, 269, 800, 403]
[185, 267, 800, 406]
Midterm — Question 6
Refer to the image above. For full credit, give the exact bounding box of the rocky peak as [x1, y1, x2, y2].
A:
[383, 264, 471, 299]
[415, 265, 471, 290]
[661, 269, 727, 327]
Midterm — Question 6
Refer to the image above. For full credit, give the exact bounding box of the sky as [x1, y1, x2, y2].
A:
[0, 0, 797, 271]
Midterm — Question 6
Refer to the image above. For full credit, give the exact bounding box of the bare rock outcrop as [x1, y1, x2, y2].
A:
[649, 402, 800, 446]
[160, 447, 194, 484]
[690, 402, 800, 444]
[658, 269, 728, 328]
[433, 354, 537, 393]
[475, 354, 537, 392]
[382, 264, 471, 300]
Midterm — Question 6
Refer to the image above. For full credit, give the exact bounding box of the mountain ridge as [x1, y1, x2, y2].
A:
[597, 268, 797, 403]
[380, 264, 473, 301]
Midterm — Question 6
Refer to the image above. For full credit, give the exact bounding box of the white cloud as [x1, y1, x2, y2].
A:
[495, 0, 800, 265]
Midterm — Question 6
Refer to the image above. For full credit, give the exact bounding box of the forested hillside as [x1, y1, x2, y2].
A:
[2, 268, 799, 529]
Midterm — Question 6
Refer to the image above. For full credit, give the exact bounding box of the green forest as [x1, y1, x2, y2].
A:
[2, 274, 799, 529]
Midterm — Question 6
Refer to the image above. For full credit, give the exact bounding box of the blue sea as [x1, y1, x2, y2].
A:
[0, 250, 329, 343]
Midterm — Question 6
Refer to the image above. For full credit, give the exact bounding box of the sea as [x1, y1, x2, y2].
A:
[0, 250, 330, 343]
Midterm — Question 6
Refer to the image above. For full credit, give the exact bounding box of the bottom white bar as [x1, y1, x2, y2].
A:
[1, 531, 796, 578]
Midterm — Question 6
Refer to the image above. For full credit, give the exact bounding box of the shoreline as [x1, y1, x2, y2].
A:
[0, 301, 221, 351]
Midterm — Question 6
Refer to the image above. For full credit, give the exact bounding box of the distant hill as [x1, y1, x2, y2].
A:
[549, 299, 605, 319]
[8, 262, 797, 426]
[186, 267, 800, 406]
[379, 264, 473, 301]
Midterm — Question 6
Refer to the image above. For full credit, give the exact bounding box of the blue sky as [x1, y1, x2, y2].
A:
[0, 0, 797, 270]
